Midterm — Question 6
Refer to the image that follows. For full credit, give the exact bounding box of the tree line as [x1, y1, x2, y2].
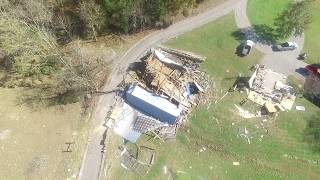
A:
[0, 0, 205, 104]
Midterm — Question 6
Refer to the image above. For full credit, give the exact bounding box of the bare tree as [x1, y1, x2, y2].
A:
[79, 0, 107, 40]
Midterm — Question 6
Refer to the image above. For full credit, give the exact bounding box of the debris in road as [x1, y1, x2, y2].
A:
[296, 106, 306, 111]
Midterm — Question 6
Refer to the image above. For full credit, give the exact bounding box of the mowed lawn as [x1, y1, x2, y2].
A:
[0, 88, 89, 179]
[105, 14, 320, 179]
[248, 0, 320, 64]
[247, 0, 292, 27]
[304, 0, 320, 64]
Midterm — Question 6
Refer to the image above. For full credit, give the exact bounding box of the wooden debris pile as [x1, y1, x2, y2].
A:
[248, 64, 296, 113]
[140, 47, 209, 108]
[107, 47, 211, 175]
[108, 47, 210, 141]
[118, 146, 155, 176]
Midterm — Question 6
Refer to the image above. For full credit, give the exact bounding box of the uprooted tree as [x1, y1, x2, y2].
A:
[274, 0, 314, 38]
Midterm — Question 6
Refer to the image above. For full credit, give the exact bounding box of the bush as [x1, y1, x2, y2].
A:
[182, 8, 191, 17]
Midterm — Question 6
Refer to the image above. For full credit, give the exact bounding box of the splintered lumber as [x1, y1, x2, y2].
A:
[159, 46, 206, 62]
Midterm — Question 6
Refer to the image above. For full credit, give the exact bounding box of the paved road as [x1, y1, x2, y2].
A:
[234, 0, 308, 82]
[78, 0, 241, 179]
[78, 0, 308, 179]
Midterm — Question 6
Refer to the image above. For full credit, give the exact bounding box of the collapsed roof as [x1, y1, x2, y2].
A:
[248, 64, 296, 112]
[126, 83, 184, 125]
[142, 48, 207, 108]
[108, 47, 208, 143]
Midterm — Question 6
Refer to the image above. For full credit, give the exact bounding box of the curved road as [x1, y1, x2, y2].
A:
[78, 0, 307, 179]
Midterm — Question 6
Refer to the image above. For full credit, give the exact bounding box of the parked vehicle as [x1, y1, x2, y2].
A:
[275, 42, 298, 51]
[241, 40, 254, 56]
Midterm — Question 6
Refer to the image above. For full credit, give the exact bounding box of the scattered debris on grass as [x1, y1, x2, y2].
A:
[232, 162, 240, 166]
[248, 64, 296, 113]
[282, 154, 320, 165]
[118, 146, 155, 176]
[237, 127, 252, 144]
[295, 106, 306, 111]
[234, 104, 261, 119]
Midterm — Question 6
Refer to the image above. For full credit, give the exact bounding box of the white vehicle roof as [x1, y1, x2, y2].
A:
[246, 40, 254, 46]
[287, 42, 298, 47]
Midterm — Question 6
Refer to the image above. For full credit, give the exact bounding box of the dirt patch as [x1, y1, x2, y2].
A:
[0, 129, 12, 141]
[0, 88, 89, 179]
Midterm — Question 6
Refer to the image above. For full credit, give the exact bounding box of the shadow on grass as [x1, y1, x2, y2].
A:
[17, 87, 83, 109]
[303, 111, 320, 152]
[231, 24, 278, 45]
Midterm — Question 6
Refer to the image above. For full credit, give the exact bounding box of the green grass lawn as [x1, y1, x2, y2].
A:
[247, 0, 292, 42]
[247, 0, 292, 27]
[105, 14, 320, 179]
[248, 0, 320, 64]
[166, 15, 262, 92]
[304, 0, 320, 64]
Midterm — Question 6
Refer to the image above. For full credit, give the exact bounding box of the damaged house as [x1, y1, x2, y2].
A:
[126, 83, 184, 125]
[305, 64, 320, 105]
[107, 47, 208, 143]
[247, 64, 296, 113]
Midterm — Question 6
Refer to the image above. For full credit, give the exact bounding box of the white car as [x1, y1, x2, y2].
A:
[275, 42, 298, 51]
[241, 40, 254, 56]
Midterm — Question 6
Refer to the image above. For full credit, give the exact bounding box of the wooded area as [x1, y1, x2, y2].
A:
[0, 0, 205, 104]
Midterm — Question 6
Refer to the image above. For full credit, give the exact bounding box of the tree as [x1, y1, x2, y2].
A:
[274, 0, 314, 38]
[0, 0, 60, 83]
[104, 0, 134, 33]
[79, 0, 107, 40]
[51, 45, 109, 103]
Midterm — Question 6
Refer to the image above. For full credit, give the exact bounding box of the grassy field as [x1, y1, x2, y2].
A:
[0, 87, 89, 179]
[247, 0, 292, 42]
[104, 14, 320, 179]
[247, 0, 291, 27]
[304, 0, 320, 64]
[248, 0, 320, 64]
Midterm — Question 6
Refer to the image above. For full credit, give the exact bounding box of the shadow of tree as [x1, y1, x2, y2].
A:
[17, 87, 83, 109]
[304, 112, 320, 152]
[231, 29, 247, 42]
[231, 24, 278, 46]
[253, 24, 277, 43]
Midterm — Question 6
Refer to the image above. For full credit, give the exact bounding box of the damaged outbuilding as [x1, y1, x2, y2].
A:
[247, 64, 296, 113]
[126, 83, 184, 125]
[107, 47, 209, 144]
